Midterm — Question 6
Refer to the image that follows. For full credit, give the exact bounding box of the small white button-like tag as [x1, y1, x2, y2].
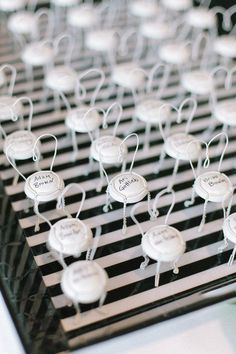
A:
[215, 100, 236, 126]
[140, 21, 174, 40]
[61, 260, 108, 304]
[143, 225, 185, 262]
[129, 0, 159, 18]
[195, 171, 233, 203]
[22, 42, 54, 66]
[45, 65, 77, 93]
[0, 0, 26, 11]
[66, 105, 102, 133]
[214, 36, 236, 58]
[8, 11, 35, 35]
[181, 70, 213, 95]
[24, 170, 64, 202]
[185, 8, 215, 29]
[161, 0, 191, 11]
[51, 0, 78, 6]
[48, 218, 93, 257]
[112, 63, 145, 89]
[68, 5, 98, 29]
[91, 135, 127, 164]
[0, 95, 23, 121]
[86, 29, 115, 52]
[136, 98, 171, 123]
[4, 131, 37, 160]
[223, 213, 236, 244]
[108, 172, 148, 204]
[159, 43, 190, 65]
[165, 133, 201, 161]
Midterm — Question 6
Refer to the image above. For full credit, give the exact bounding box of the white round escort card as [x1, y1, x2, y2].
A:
[22, 42, 54, 67]
[86, 29, 115, 53]
[108, 172, 148, 204]
[4, 131, 37, 160]
[214, 99, 236, 126]
[194, 171, 233, 203]
[142, 225, 186, 262]
[51, 0, 78, 7]
[61, 260, 108, 304]
[66, 105, 102, 133]
[90, 135, 128, 165]
[48, 218, 93, 257]
[45, 66, 77, 93]
[214, 36, 236, 58]
[159, 43, 190, 65]
[8, 11, 36, 35]
[129, 0, 159, 18]
[164, 133, 201, 161]
[67, 5, 98, 29]
[161, 0, 191, 11]
[185, 8, 215, 29]
[135, 98, 171, 124]
[112, 63, 145, 90]
[223, 213, 236, 244]
[181, 70, 213, 95]
[140, 21, 174, 41]
[0, 95, 23, 121]
[0, 0, 26, 11]
[8, 11, 36, 36]
[24, 170, 64, 202]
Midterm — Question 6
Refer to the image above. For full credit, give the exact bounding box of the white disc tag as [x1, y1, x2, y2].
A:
[22, 42, 54, 66]
[86, 29, 115, 53]
[0, 95, 23, 121]
[142, 225, 185, 262]
[66, 105, 102, 133]
[223, 213, 236, 244]
[48, 218, 93, 257]
[24, 170, 64, 202]
[136, 98, 171, 124]
[185, 8, 215, 29]
[4, 131, 37, 160]
[194, 171, 233, 203]
[129, 0, 159, 18]
[214, 99, 236, 126]
[108, 172, 148, 204]
[159, 43, 190, 65]
[8, 11, 35, 35]
[45, 65, 77, 93]
[61, 260, 108, 304]
[140, 21, 174, 40]
[68, 5, 98, 29]
[51, 0, 78, 6]
[181, 70, 213, 95]
[91, 135, 127, 164]
[0, 0, 25, 11]
[165, 133, 201, 161]
[161, 0, 191, 11]
[214, 36, 236, 58]
[112, 63, 145, 89]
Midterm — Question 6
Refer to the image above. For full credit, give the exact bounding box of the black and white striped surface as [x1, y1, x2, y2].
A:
[1, 4, 236, 353]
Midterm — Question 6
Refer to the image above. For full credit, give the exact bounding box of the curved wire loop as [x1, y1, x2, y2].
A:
[56, 183, 86, 219]
[147, 63, 171, 99]
[76, 68, 105, 106]
[13, 96, 34, 131]
[53, 32, 74, 66]
[0, 64, 16, 96]
[151, 188, 176, 224]
[33, 133, 58, 171]
[102, 101, 123, 136]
